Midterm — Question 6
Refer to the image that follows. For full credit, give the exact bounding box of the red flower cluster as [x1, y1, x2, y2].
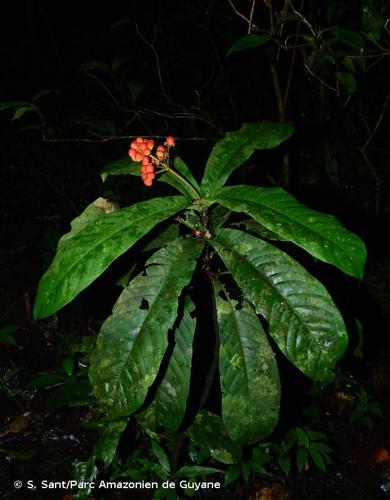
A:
[128, 135, 175, 187]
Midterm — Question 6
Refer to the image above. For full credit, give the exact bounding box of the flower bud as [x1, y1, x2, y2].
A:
[165, 136, 175, 147]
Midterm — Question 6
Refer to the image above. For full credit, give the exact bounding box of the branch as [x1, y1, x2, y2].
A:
[134, 22, 167, 96]
[361, 90, 390, 152]
[248, 0, 257, 34]
[227, 0, 250, 24]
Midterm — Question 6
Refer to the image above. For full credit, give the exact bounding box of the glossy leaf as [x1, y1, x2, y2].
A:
[89, 238, 203, 417]
[34, 196, 189, 319]
[140, 297, 196, 432]
[186, 410, 242, 464]
[214, 285, 280, 444]
[211, 229, 348, 381]
[200, 122, 293, 196]
[227, 34, 272, 56]
[212, 185, 366, 279]
[100, 157, 139, 182]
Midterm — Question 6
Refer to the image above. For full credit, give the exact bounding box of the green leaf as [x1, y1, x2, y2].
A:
[336, 72, 357, 93]
[227, 34, 272, 56]
[310, 442, 332, 454]
[212, 185, 366, 279]
[224, 465, 241, 486]
[0, 325, 19, 346]
[362, 7, 385, 41]
[58, 197, 119, 248]
[89, 238, 202, 417]
[241, 462, 251, 483]
[33, 196, 189, 319]
[209, 205, 232, 232]
[100, 157, 139, 182]
[278, 456, 291, 476]
[186, 410, 242, 464]
[82, 60, 112, 73]
[141, 223, 180, 253]
[230, 219, 285, 241]
[160, 157, 200, 200]
[331, 28, 365, 53]
[305, 429, 327, 441]
[175, 465, 222, 478]
[151, 441, 171, 474]
[308, 449, 326, 471]
[12, 106, 35, 121]
[295, 428, 310, 448]
[140, 297, 196, 432]
[0, 332, 17, 346]
[0, 100, 29, 111]
[93, 419, 128, 468]
[214, 284, 280, 444]
[250, 462, 267, 475]
[172, 156, 200, 192]
[211, 229, 348, 381]
[62, 357, 75, 376]
[200, 122, 293, 196]
[296, 448, 309, 472]
[32, 89, 62, 102]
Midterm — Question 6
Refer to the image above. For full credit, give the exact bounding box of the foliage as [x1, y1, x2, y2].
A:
[348, 380, 384, 429]
[275, 427, 333, 475]
[33, 121, 366, 477]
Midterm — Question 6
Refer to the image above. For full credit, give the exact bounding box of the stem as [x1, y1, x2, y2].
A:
[163, 162, 201, 200]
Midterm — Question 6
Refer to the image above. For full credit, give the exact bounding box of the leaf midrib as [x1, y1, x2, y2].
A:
[215, 237, 329, 356]
[215, 190, 359, 275]
[40, 202, 185, 304]
[112, 245, 196, 406]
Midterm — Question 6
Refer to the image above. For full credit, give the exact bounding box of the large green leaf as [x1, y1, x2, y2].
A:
[58, 197, 119, 247]
[34, 196, 189, 319]
[186, 410, 242, 464]
[200, 122, 293, 196]
[139, 297, 196, 432]
[214, 285, 280, 444]
[89, 238, 203, 417]
[211, 229, 348, 381]
[211, 185, 366, 279]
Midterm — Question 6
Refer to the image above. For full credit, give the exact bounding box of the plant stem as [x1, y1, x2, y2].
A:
[163, 162, 201, 200]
